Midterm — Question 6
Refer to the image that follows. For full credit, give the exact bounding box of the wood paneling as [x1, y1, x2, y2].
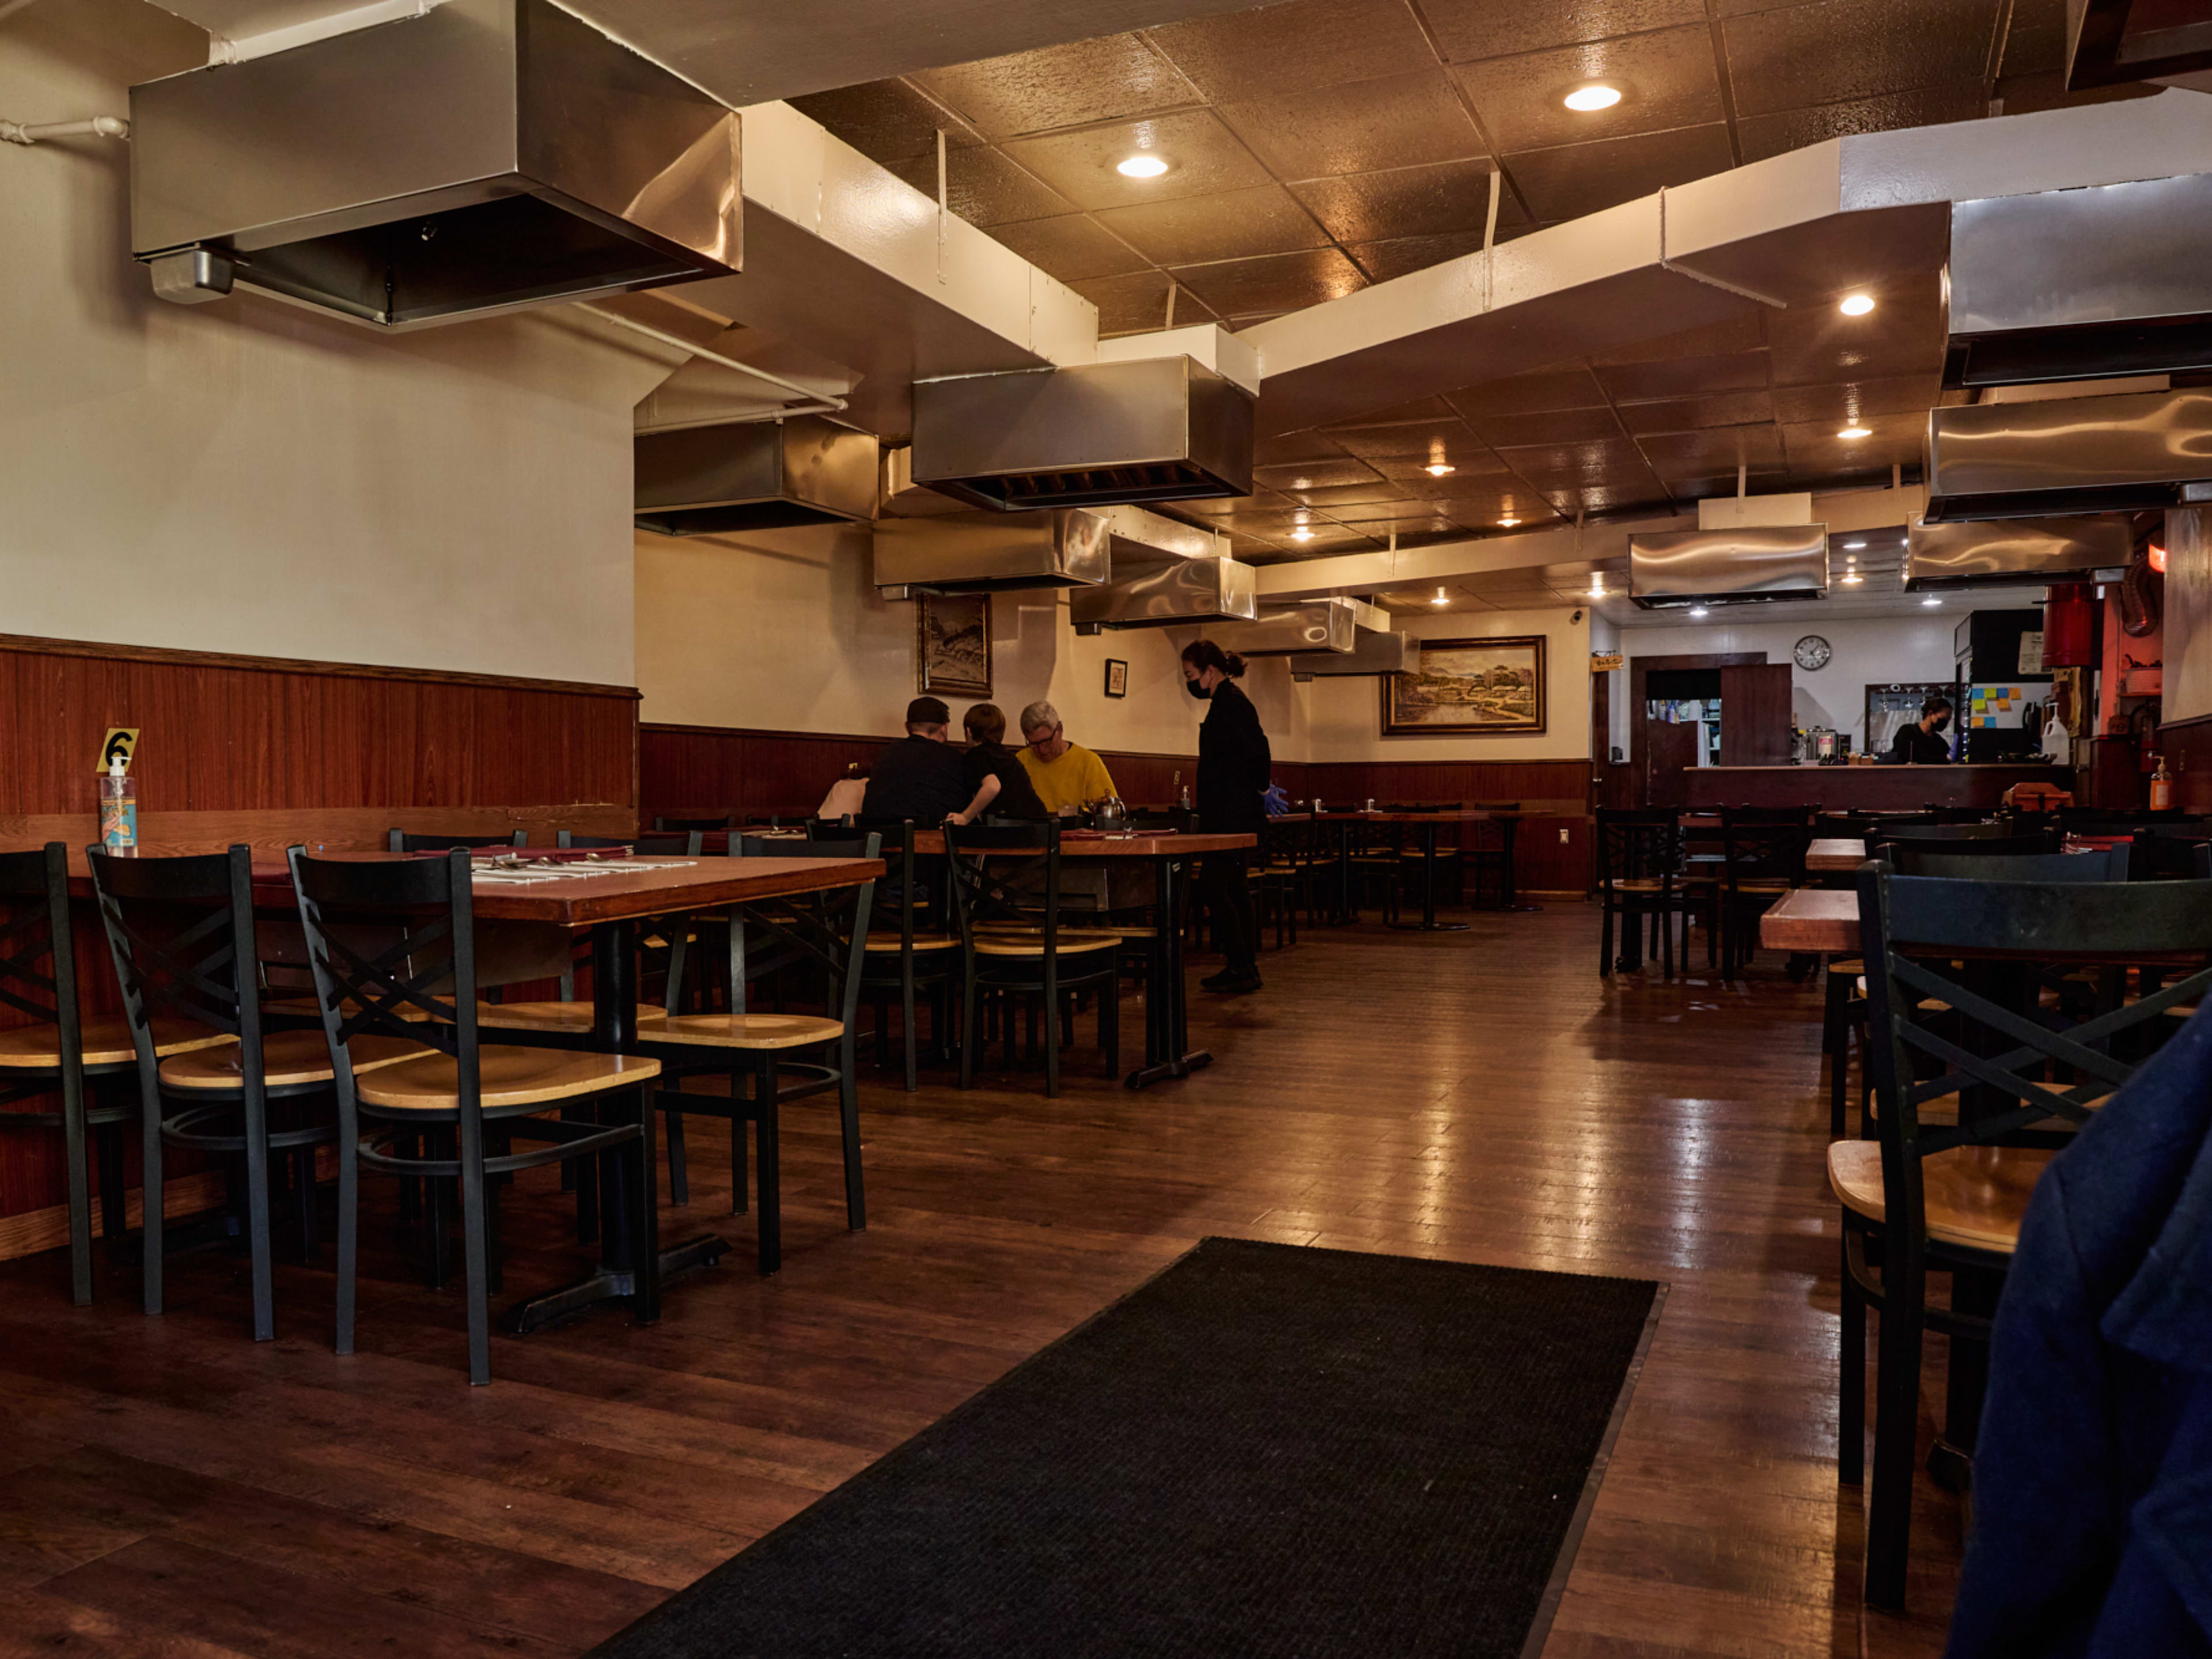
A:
[0, 635, 641, 1225]
[1682, 764, 2078, 811]
[1301, 759, 1592, 893]
[1720, 665, 1795, 767]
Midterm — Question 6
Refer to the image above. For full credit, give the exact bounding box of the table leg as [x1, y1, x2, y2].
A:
[1498, 817, 1540, 913]
[1388, 821, 1468, 933]
[1126, 855, 1213, 1089]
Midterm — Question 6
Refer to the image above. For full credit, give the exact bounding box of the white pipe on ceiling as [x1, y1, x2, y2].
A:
[1, 115, 128, 144]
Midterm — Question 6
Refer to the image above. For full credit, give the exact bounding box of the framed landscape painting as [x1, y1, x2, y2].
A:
[1382, 635, 1546, 736]
[917, 593, 991, 698]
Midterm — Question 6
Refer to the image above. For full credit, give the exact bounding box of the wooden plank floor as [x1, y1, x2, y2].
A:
[0, 907, 1965, 1657]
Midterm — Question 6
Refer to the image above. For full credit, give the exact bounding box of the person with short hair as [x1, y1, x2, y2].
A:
[1181, 639, 1271, 995]
[1891, 696, 1955, 764]
[1016, 699, 1118, 814]
[860, 696, 971, 823]
[949, 703, 1049, 824]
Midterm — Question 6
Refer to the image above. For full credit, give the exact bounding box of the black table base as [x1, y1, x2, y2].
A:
[1127, 853, 1211, 1090]
[505, 1233, 728, 1335]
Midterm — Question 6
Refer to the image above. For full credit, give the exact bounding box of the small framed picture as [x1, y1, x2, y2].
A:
[1104, 658, 1129, 699]
[917, 592, 991, 698]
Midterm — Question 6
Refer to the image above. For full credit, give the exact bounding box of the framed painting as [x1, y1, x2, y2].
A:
[917, 592, 991, 698]
[1382, 635, 1546, 736]
[1104, 658, 1128, 699]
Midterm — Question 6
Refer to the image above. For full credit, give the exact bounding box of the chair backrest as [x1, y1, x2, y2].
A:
[1595, 808, 1679, 889]
[86, 846, 264, 1081]
[558, 830, 703, 856]
[1875, 821, 2017, 843]
[0, 844, 84, 1084]
[942, 820, 1071, 950]
[388, 830, 527, 853]
[1875, 830, 2059, 859]
[672, 834, 878, 1022]
[1720, 806, 1809, 886]
[1881, 843, 2131, 882]
[2060, 811, 2210, 838]
[654, 813, 732, 832]
[2128, 828, 2210, 881]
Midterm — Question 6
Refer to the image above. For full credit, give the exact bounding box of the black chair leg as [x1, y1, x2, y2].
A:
[141, 1090, 165, 1318]
[838, 1036, 865, 1231]
[1839, 1236, 1865, 1488]
[631, 1087, 662, 1323]
[1863, 1274, 1923, 1607]
[1599, 900, 1614, 977]
[728, 1070, 748, 1215]
[457, 1115, 492, 1387]
[755, 1069, 781, 1275]
[97, 1120, 128, 1253]
[664, 1110, 689, 1207]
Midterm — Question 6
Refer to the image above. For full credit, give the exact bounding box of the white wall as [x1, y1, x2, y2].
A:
[634, 523, 1311, 757]
[0, 3, 657, 685]
[2164, 507, 2212, 724]
[1608, 612, 1957, 759]
[1307, 605, 1592, 763]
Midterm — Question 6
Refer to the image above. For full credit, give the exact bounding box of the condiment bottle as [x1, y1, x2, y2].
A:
[2150, 753, 2174, 812]
[99, 752, 138, 855]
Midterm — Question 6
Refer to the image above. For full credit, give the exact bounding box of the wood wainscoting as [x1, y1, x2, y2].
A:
[0, 632, 639, 1242]
[1302, 759, 1593, 894]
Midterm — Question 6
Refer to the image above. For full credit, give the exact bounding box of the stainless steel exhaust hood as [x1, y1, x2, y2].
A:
[1945, 175, 2212, 387]
[635, 417, 880, 536]
[910, 358, 1255, 511]
[1290, 630, 1417, 679]
[129, 0, 740, 328]
[1904, 516, 2134, 589]
[873, 509, 1111, 597]
[1923, 389, 2212, 521]
[1219, 598, 1358, 656]
[1628, 525, 1828, 608]
[1069, 557, 1258, 634]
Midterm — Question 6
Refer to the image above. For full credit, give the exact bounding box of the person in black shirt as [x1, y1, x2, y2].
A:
[861, 696, 971, 823]
[1182, 638, 1271, 995]
[950, 703, 1049, 823]
[1891, 697, 1955, 765]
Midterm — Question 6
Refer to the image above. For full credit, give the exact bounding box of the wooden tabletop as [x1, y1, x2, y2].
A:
[1806, 838, 1868, 873]
[911, 830, 1256, 857]
[1759, 888, 1858, 953]
[1275, 810, 1543, 825]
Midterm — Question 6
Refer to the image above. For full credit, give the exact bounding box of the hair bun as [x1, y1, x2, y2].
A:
[1223, 650, 1248, 677]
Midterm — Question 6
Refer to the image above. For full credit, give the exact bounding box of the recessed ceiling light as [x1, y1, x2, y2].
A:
[1838, 425, 1872, 440]
[1432, 587, 1450, 607]
[1921, 596, 1942, 607]
[1497, 516, 1520, 528]
[1843, 539, 1866, 550]
[1688, 605, 1709, 618]
[1563, 84, 1622, 112]
[1424, 462, 1455, 477]
[1839, 293, 1876, 316]
[1116, 154, 1168, 178]
[1840, 572, 1863, 585]
[1289, 527, 1315, 541]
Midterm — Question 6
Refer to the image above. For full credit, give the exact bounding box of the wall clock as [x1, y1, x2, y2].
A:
[1793, 635, 1832, 671]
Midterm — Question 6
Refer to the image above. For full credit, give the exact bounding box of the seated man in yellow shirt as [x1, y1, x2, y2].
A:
[1017, 699, 1118, 813]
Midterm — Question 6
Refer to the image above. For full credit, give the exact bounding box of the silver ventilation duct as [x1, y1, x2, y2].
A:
[1904, 516, 2135, 589]
[1922, 389, 2212, 521]
[1069, 557, 1257, 634]
[910, 358, 1255, 511]
[1946, 175, 2212, 387]
[635, 418, 878, 536]
[1290, 630, 1417, 679]
[1218, 598, 1359, 656]
[873, 509, 1110, 597]
[1628, 525, 1828, 608]
[129, 0, 740, 328]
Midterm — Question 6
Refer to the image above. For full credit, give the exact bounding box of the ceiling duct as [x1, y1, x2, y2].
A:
[1290, 630, 1418, 680]
[2067, 0, 2212, 89]
[873, 509, 1110, 598]
[129, 0, 740, 328]
[1219, 598, 1359, 656]
[910, 358, 1255, 512]
[1923, 389, 2212, 521]
[635, 417, 878, 536]
[1903, 516, 2135, 589]
[1628, 525, 1828, 609]
[1945, 175, 2212, 387]
[1069, 557, 1257, 635]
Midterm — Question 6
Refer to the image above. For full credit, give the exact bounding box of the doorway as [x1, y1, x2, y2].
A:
[1628, 652, 1766, 807]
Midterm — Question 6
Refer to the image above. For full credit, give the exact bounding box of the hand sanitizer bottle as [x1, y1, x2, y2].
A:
[100, 753, 138, 855]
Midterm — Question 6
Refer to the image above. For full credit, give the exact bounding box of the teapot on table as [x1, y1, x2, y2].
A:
[1088, 796, 1128, 832]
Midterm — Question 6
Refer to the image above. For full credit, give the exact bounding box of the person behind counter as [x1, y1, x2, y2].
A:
[1181, 638, 1270, 996]
[1890, 696, 1955, 765]
[861, 696, 971, 823]
[949, 703, 1049, 825]
[1018, 700, 1119, 815]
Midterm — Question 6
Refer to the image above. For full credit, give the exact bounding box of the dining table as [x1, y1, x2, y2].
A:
[1806, 838, 1868, 875]
[1279, 809, 1537, 927]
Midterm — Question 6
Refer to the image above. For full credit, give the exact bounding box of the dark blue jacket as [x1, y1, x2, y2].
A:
[1946, 1002, 2212, 1657]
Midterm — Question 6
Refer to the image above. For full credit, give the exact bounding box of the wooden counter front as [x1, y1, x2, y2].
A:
[1683, 764, 2073, 813]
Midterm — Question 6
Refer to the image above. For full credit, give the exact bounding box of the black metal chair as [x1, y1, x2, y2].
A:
[854, 820, 960, 1094]
[1877, 825, 2056, 854]
[2128, 824, 2211, 880]
[1718, 806, 1812, 977]
[1594, 808, 1687, 978]
[1839, 866, 2212, 1607]
[557, 831, 703, 857]
[654, 813, 733, 834]
[287, 847, 660, 1385]
[943, 821, 1121, 1097]
[1883, 843, 2131, 881]
[2059, 810, 2210, 839]
[387, 830, 528, 853]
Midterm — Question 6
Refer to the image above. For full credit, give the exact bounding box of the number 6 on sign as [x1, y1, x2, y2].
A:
[97, 728, 139, 774]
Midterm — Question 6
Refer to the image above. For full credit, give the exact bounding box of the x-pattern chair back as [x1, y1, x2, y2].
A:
[941, 821, 1069, 950]
[287, 848, 478, 1080]
[87, 847, 259, 1054]
[713, 835, 880, 1024]
[0, 845, 71, 1035]
[1596, 810, 1678, 889]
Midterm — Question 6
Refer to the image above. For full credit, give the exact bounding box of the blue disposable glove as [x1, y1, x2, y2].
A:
[1261, 783, 1289, 817]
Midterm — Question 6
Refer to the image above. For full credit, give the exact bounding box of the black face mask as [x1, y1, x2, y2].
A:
[1186, 676, 1211, 700]
[1931, 715, 1950, 733]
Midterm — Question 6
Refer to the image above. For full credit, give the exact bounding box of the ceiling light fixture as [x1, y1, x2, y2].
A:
[1116, 154, 1168, 178]
[1432, 586, 1450, 607]
[1921, 596, 1942, 607]
[1290, 527, 1316, 542]
[1563, 84, 1622, 111]
[1843, 539, 1866, 550]
[1840, 571, 1863, 585]
[1838, 425, 1872, 440]
[1688, 605, 1709, 619]
[1425, 462, 1455, 477]
[1497, 515, 1520, 528]
[1839, 293, 1876, 316]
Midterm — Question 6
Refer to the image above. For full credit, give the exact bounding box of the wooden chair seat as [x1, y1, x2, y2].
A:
[1827, 1139, 2050, 1254]
[635, 1010, 844, 1050]
[0, 1016, 234, 1071]
[1609, 877, 1671, 894]
[263, 996, 431, 1024]
[1731, 878, 1796, 893]
[864, 935, 962, 953]
[474, 999, 596, 1032]
[358, 1047, 662, 1111]
[160, 1029, 433, 1090]
[971, 928, 1123, 957]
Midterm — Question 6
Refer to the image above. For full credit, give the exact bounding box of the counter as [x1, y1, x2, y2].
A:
[1683, 763, 2074, 812]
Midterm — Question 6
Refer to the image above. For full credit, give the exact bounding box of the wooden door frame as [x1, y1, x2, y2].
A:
[1628, 651, 1767, 807]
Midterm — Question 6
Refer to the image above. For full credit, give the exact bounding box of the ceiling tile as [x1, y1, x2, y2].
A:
[1093, 183, 1330, 266]
[1255, 430, 1357, 465]
[1613, 390, 1775, 433]
[1215, 70, 1487, 181]
[1277, 522, 1384, 551]
[1066, 270, 1218, 335]
[1997, 0, 2067, 75]
[1590, 311, 1766, 365]
[1779, 415, 1923, 480]
[1174, 488, 1293, 517]
[1321, 395, 1463, 429]
[1277, 479, 1416, 507]
[1495, 435, 1665, 491]
[789, 78, 983, 161]
[1437, 490, 1561, 527]
[1330, 510, 1466, 537]
[1721, 0, 2001, 118]
[1423, 0, 1708, 60]
[912, 35, 1201, 139]
[1346, 229, 1500, 283]
[999, 109, 1274, 211]
[1765, 270, 1944, 385]
[1463, 404, 1628, 446]
[1166, 246, 1369, 317]
[1449, 25, 1727, 154]
[1325, 416, 1486, 461]
[1636, 424, 1786, 478]
[1736, 79, 1984, 162]
[1252, 457, 1388, 491]
[1444, 365, 1610, 416]
[1768, 375, 1938, 425]
[1142, 0, 1440, 101]
[887, 146, 1074, 226]
[986, 214, 1152, 281]
[1664, 469, 1795, 501]
[1501, 123, 1736, 221]
[1593, 348, 1769, 402]
[1290, 157, 1526, 244]
[1384, 459, 1518, 493]
[1203, 508, 1324, 537]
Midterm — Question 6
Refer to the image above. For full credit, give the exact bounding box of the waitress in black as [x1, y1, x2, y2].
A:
[1180, 639, 1270, 994]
